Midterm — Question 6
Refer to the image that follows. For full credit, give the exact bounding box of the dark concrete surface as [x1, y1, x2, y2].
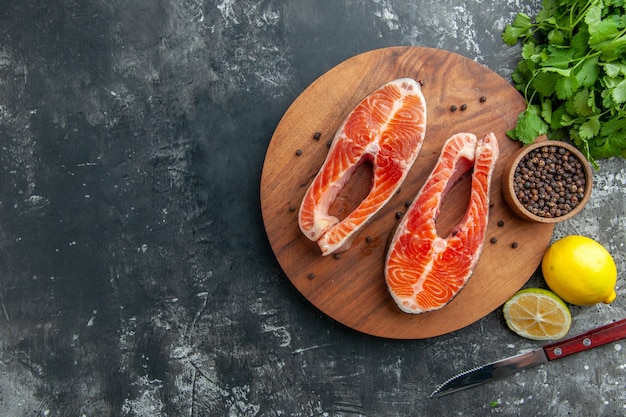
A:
[0, 1, 624, 416]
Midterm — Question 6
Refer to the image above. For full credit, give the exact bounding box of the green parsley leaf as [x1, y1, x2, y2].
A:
[579, 115, 602, 139]
[571, 88, 594, 116]
[541, 98, 553, 124]
[548, 29, 566, 45]
[510, 105, 549, 144]
[601, 115, 626, 135]
[543, 46, 576, 69]
[521, 42, 541, 63]
[532, 72, 560, 96]
[590, 134, 626, 159]
[602, 62, 626, 77]
[555, 73, 579, 99]
[550, 103, 567, 131]
[575, 55, 600, 87]
[612, 78, 626, 103]
[502, 13, 533, 45]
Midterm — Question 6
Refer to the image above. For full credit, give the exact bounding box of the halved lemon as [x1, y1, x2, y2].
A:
[503, 288, 571, 340]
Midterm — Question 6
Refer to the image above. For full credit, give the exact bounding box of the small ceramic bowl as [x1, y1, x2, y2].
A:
[502, 139, 593, 223]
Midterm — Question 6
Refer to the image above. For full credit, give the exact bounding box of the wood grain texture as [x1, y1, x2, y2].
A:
[260, 46, 554, 339]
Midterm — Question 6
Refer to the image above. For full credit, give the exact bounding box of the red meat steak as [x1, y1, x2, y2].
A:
[298, 78, 427, 255]
[385, 132, 499, 314]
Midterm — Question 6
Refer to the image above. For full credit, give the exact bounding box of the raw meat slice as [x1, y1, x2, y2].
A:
[385, 132, 499, 314]
[298, 78, 427, 255]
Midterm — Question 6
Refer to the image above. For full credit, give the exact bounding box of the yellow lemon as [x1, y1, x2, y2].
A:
[541, 235, 617, 306]
[503, 288, 571, 340]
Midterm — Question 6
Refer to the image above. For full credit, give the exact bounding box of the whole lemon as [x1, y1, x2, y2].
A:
[541, 235, 617, 306]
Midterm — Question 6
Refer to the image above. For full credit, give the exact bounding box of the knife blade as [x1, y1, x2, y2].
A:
[430, 317, 626, 398]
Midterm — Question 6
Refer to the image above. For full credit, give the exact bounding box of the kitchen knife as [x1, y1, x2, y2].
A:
[430, 317, 626, 398]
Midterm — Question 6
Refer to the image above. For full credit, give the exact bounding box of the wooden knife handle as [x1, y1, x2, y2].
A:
[543, 318, 626, 361]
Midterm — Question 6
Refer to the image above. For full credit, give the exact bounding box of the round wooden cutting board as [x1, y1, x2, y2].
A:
[260, 46, 554, 339]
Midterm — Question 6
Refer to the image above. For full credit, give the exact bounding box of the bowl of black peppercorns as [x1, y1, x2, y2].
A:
[502, 137, 593, 223]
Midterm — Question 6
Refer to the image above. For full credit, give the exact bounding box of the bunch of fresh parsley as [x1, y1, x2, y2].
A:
[503, 0, 626, 167]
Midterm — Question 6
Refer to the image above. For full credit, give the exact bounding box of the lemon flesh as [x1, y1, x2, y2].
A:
[542, 235, 617, 306]
[503, 288, 572, 340]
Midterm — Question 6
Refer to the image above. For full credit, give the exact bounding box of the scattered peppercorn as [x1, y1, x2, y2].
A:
[511, 242, 519, 249]
[333, 253, 341, 260]
[327, 140, 332, 148]
[405, 200, 412, 208]
[480, 96, 487, 103]
[490, 237, 498, 244]
[313, 132, 322, 140]
[418, 80, 424, 86]
[288, 205, 296, 212]
[308, 273, 315, 279]
[295, 149, 302, 156]
[450, 105, 458, 112]
[489, 200, 495, 208]
[365, 236, 372, 243]
[512, 145, 586, 218]
[395, 211, 403, 219]
[497, 220, 504, 227]
[460, 103, 468, 111]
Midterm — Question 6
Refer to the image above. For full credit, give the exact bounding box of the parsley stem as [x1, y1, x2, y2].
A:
[570, 51, 601, 69]
[570, 0, 597, 29]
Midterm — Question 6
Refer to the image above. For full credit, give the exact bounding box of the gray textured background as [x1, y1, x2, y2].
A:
[0, 1, 624, 416]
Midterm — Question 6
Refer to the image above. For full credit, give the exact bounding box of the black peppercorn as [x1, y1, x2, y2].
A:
[450, 105, 457, 112]
[313, 132, 321, 140]
[460, 104, 468, 111]
[512, 145, 586, 218]
[295, 149, 302, 156]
